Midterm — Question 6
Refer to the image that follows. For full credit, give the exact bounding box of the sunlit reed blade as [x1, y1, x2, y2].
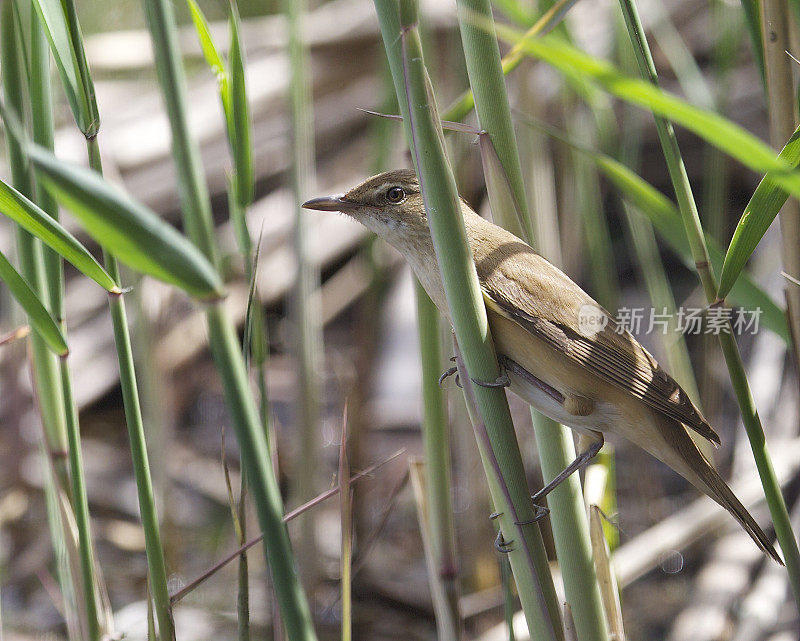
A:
[28, 145, 225, 301]
[0, 179, 118, 292]
[616, 0, 800, 607]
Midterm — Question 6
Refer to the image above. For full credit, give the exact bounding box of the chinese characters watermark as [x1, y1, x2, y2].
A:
[577, 306, 762, 336]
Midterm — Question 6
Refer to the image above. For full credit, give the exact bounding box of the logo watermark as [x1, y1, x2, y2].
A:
[576, 306, 762, 336]
[578, 304, 609, 335]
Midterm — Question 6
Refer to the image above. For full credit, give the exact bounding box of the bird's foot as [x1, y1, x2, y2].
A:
[438, 357, 462, 388]
[470, 357, 511, 389]
[440, 356, 511, 389]
[490, 512, 514, 554]
[494, 531, 514, 554]
[472, 372, 511, 388]
[519, 502, 550, 524]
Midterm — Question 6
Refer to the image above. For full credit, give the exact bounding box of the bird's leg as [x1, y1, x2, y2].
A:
[502, 357, 565, 404]
[445, 354, 560, 395]
[495, 531, 514, 553]
[472, 355, 567, 405]
[530, 431, 604, 506]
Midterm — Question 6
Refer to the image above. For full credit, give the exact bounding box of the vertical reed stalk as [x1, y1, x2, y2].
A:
[27, 7, 61, 323]
[141, 0, 317, 636]
[285, 0, 324, 592]
[42, 0, 178, 626]
[373, 1, 564, 638]
[407, 28, 462, 637]
[58, 352, 100, 641]
[455, 3, 609, 639]
[1, 0, 69, 493]
[568, 113, 619, 310]
[760, 0, 800, 375]
[618, 0, 800, 607]
[3, 4, 102, 637]
[415, 283, 461, 640]
[616, 106, 702, 408]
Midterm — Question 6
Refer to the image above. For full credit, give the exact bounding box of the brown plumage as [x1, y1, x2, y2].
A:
[303, 169, 782, 564]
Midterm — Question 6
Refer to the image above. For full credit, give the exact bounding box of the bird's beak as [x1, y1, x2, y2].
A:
[302, 194, 356, 212]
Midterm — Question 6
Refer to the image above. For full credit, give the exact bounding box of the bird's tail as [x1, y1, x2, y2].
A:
[655, 416, 783, 564]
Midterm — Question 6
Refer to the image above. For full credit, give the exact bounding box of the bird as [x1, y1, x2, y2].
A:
[303, 168, 782, 563]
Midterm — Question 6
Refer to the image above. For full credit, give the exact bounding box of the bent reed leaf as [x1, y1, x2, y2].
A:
[30, 0, 99, 136]
[594, 153, 789, 343]
[28, 145, 225, 300]
[492, 24, 800, 199]
[0, 178, 118, 292]
[719, 123, 800, 299]
[0, 249, 67, 355]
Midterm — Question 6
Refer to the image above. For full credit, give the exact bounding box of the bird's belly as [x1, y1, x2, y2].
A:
[506, 370, 619, 434]
[486, 309, 626, 433]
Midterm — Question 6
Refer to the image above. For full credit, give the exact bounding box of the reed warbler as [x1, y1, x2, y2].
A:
[303, 169, 782, 563]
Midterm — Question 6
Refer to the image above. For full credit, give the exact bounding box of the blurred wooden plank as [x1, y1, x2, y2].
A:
[82, 0, 455, 72]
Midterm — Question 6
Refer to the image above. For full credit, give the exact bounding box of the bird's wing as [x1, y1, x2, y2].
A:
[476, 243, 721, 446]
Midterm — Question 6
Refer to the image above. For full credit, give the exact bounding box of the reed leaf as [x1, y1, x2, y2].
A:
[594, 154, 788, 341]
[185, 0, 226, 93]
[717, 113, 800, 301]
[29, 0, 98, 136]
[186, 0, 254, 256]
[28, 145, 225, 300]
[228, 1, 253, 209]
[738, 0, 766, 89]
[0, 249, 67, 355]
[492, 23, 800, 199]
[0, 179, 118, 292]
[616, 0, 800, 606]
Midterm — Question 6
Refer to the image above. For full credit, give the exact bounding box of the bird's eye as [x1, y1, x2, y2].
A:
[386, 186, 405, 204]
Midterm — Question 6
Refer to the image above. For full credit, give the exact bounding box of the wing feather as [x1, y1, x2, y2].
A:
[469, 224, 721, 446]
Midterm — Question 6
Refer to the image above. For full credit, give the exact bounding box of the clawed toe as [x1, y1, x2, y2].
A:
[438, 366, 459, 388]
[494, 531, 514, 554]
[517, 503, 550, 525]
[489, 512, 514, 553]
[471, 372, 510, 389]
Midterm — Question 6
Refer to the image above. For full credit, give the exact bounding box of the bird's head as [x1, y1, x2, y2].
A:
[302, 170, 430, 248]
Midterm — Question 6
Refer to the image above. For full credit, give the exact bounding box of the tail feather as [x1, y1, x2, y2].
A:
[656, 416, 783, 564]
[698, 462, 784, 565]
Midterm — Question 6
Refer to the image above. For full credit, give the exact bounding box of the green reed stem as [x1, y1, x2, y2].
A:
[455, 3, 609, 639]
[285, 0, 323, 591]
[141, 0, 316, 636]
[67, 33, 177, 632]
[1, 0, 70, 491]
[760, 0, 800, 373]
[58, 354, 100, 641]
[618, 0, 800, 607]
[415, 282, 461, 640]
[373, 1, 564, 638]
